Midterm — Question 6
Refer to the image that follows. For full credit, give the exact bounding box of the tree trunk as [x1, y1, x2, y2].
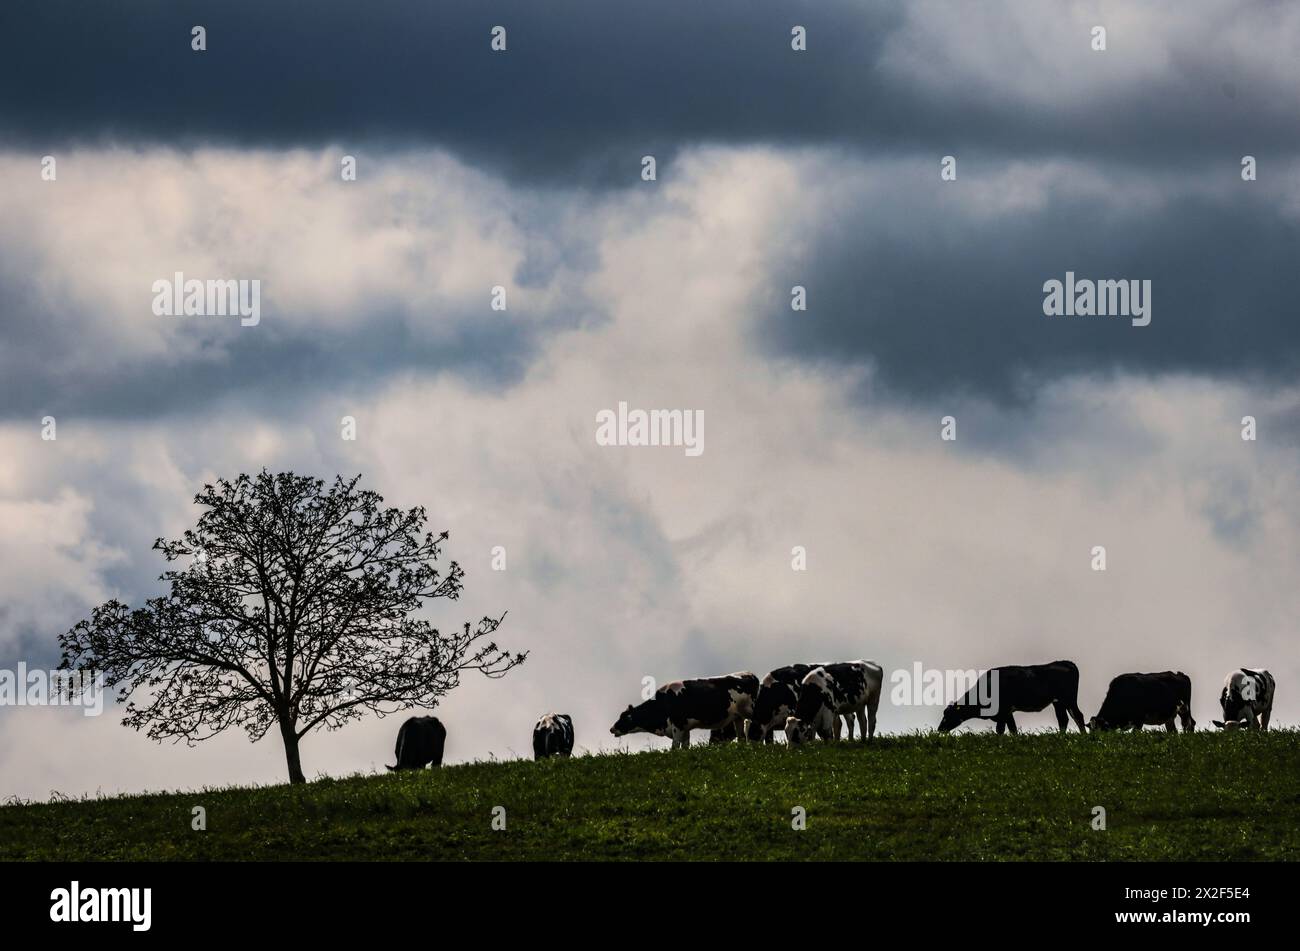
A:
[280, 720, 307, 784]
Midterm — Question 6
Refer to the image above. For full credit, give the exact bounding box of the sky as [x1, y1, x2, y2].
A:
[2, 0, 1299, 800]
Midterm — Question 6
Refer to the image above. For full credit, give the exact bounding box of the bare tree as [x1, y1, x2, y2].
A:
[58, 471, 525, 784]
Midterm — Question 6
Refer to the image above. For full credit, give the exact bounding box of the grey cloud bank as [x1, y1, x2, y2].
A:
[4, 2, 1300, 179]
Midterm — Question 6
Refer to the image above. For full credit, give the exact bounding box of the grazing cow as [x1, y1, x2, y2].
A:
[532, 713, 575, 759]
[1214, 668, 1275, 731]
[386, 715, 447, 770]
[747, 664, 817, 743]
[745, 663, 852, 742]
[610, 672, 759, 749]
[938, 660, 1087, 735]
[784, 661, 884, 744]
[1088, 671, 1195, 733]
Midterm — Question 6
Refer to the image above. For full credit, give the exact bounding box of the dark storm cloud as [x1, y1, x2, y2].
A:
[2, 1, 1298, 182]
[0, 297, 572, 421]
[759, 161, 1300, 405]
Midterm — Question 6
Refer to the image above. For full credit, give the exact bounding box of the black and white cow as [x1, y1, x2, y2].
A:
[532, 712, 575, 759]
[747, 664, 818, 742]
[745, 663, 855, 743]
[938, 660, 1087, 735]
[386, 715, 447, 770]
[610, 672, 759, 749]
[1214, 668, 1275, 731]
[1089, 671, 1195, 733]
[784, 661, 884, 744]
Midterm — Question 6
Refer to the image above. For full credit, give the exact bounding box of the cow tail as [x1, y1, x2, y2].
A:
[1178, 673, 1194, 730]
[387, 728, 404, 770]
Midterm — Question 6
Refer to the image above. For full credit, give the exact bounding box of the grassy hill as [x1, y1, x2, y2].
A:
[3, 730, 1298, 861]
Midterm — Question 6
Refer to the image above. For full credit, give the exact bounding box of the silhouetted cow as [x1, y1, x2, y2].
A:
[610, 672, 759, 749]
[938, 660, 1087, 735]
[386, 715, 447, 770]
[748, 664, 819, 742]
[1089, 671, 1195, 733]
[533, 712, 575, 759]
[1214, 668, 1274, 731]
[784, 661, 883, 744]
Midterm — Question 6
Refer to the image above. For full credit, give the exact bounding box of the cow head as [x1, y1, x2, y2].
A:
[1212, 718, 1247, 731]
[610, 704, 640, 737]
[784, 716, 815, 745]
[938, 703, 974, 733]
[746, 720, 768, 742]
[1086, 715, 1112, 732]
[611, 699, 663, 737]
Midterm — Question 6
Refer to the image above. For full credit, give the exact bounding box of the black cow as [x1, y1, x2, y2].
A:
[610, 672, 759, 749]
[1089, 671, 1195, 733]
[386, 715, 447, 770]
[784, 661, 884, 744]
[532, 712, 575, 759]
[938, 660, 1087, 735]
[1214, 668, 1275, 731]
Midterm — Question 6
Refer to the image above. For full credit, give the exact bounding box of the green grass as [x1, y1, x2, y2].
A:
[3, 730, 1298, 860]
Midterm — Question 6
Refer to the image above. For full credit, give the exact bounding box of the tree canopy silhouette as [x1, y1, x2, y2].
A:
[58, 471, 525, 784]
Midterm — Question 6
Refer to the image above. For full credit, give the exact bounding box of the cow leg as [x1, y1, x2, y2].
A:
[995, 719, 1006, 735]
[856, 705, 869, 742]
[1164, 718, 1176, 733]
[1068, 703, 1088, 733]
[1246, 709, 1260, 730]
[833, 715, 843, 741]
[843, 713, 855, 741]
[866, 693, 879, 741]
[1005, 715, 1018, 736]
[1053, 701, 1069, 733]
[1261, 710, 1271, 731]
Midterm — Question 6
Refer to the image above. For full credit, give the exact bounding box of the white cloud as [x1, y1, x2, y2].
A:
[0, 147, 595, 383]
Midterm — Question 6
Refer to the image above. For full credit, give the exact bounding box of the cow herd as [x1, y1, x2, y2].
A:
[384, 662, 1278, 769]
[611, 661, 885, 747]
